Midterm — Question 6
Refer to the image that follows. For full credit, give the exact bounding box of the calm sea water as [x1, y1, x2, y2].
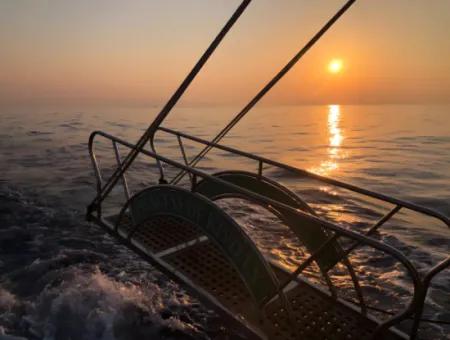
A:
[0, 104, 449, 339]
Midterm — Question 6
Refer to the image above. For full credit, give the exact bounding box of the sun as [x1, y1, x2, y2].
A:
[328, 59, 343, 74]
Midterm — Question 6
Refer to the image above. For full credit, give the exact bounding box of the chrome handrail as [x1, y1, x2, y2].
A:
[157, 126, 449, 227]
[153, 127, 449, 338]
[87, 129, 450, 338]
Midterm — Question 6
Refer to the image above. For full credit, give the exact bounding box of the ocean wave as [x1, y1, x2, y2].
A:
[0, 186, 229, 340]
[23, 267, 206, 340]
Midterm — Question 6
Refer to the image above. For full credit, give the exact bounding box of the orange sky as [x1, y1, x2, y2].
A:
[1, 0, 449, 109]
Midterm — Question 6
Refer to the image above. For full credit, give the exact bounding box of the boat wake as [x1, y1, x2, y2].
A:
[0, 185, 232, 340]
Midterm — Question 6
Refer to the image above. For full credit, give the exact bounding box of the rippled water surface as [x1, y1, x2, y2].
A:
[0, 104, 449, 339]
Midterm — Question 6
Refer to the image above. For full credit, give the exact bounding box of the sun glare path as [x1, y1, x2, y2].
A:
[328, 59, 343, 74]
[310, 105, 345, 176]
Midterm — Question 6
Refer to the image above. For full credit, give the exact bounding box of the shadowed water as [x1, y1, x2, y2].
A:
[0, 104, 449, 339]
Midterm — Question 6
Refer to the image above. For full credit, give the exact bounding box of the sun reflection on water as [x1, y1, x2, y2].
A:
[310, 105, 344, 175]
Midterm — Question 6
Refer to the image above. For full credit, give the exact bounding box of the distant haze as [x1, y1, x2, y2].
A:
[1, 0, 449, 110]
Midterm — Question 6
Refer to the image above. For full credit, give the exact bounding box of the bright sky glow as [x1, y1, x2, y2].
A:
[0, 1, 449, 108]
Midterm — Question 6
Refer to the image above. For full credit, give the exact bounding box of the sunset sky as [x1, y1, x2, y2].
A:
[1, 0, 449, 109]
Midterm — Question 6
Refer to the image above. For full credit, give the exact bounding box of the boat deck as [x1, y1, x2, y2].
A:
[109, 214, 405, 340]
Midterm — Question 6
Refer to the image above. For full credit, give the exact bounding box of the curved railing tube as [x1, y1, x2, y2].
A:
[88, 129, 449, 338]
[88, 132, 417, 330]
[157, 126, 449, 227]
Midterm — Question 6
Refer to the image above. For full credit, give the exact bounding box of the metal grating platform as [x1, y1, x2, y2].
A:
[116, 214, 204, 253]
[164, 241, 257, 318]
[113, 214, 405, 340]
[264, 285, 391, 340]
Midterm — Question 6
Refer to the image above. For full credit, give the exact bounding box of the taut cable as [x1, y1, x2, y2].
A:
[88, 0, 251, 212]
[171, 0, 357, 184]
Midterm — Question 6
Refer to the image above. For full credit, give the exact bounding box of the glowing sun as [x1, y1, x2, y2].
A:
[328, 59, 343, 74]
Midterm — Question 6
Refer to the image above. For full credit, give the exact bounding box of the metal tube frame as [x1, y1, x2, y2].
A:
[88, 129, 450, 339]
[112, 140, 131, 201]
[157, 126, 449, 225]
[176, 135, 193, 184]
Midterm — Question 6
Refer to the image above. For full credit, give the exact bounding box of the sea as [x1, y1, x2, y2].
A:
[0, 104, 449, 339]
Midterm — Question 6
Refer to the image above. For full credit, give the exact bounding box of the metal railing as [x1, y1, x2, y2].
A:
[88, 128, 449, 339]
[157, 126, 449, 224]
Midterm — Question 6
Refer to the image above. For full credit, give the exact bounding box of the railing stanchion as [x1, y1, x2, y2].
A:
[177, 134, 193, 185]
[149, 139, 165, 183]
[258, 160, 263, 179]
[112, 140, 131, 201]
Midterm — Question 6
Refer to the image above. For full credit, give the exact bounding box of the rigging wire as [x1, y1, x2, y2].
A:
[171, 0, 357, 184]
[87, 0, 251, 212]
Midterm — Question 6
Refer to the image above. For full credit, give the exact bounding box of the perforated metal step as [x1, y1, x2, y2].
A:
[113, 214, 405, 340]
[264, 285, 395, 340]
[164, 241, 257, 318]
[114, 214, 203, 253]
